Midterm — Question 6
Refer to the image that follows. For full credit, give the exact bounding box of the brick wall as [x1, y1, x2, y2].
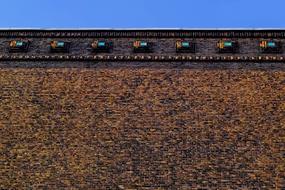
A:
[0, 30, 284, 189]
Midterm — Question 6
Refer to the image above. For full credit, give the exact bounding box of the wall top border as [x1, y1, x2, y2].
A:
[1, 29, 285, 38]
[2, 28, 285, 30]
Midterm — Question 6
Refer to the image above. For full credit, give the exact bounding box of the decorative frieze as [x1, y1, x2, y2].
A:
[0, 30, 285, 62]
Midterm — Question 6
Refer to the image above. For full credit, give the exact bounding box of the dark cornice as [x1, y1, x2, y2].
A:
[1, 29, 285, 62]
[1, 29, 285, 38]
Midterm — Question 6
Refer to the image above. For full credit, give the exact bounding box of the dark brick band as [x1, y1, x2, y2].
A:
[1, 29, 285, 38]
[1, 54, 285, 62]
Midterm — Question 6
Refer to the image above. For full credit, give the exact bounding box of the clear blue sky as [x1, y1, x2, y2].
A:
[1, 0, 284, 28]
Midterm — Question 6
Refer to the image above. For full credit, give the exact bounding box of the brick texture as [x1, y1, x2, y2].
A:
[0, 67, 284, 189]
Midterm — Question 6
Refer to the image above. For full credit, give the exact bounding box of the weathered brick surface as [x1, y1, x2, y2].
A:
[0, 67, 284, 189]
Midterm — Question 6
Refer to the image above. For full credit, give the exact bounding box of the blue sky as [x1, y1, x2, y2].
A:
[1, 0, 284, 28]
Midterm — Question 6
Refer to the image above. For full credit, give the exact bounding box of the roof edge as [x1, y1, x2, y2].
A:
[1, 28, 285, 31]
